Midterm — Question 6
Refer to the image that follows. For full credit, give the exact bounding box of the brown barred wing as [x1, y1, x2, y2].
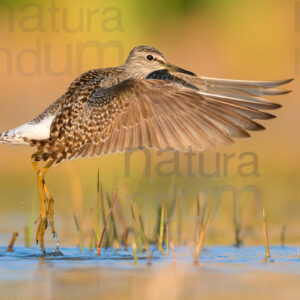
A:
[33, 77, 285, 164]
[66, 78, 284, 162]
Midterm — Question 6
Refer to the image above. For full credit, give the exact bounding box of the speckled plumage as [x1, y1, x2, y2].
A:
[0, 45, 294, 253]
[0, 45, 293, 165]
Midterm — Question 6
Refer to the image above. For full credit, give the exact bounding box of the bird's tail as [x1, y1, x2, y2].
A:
[0, 128, 28, 145]
[1, 118, 53, 146]
[0, 130, 16, 144]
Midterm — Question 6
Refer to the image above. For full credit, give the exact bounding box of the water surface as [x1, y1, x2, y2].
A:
[0, 246, 299, 300]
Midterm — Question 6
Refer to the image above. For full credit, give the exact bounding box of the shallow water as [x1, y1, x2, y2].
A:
[0, 246, 299, 300]
[1, 245, 299, 271]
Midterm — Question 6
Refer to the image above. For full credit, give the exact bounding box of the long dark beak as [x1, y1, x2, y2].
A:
[166, 62, 196, 76]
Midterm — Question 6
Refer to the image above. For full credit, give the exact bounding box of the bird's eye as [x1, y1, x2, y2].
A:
[146, 55, 153, 61]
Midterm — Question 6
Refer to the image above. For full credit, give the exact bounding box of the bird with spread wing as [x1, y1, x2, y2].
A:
[0, 46, 293, 254]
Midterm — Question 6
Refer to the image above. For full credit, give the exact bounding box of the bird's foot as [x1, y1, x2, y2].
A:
[46, 195, 62, 254]
[35, 214, 63, 256]
[35, 214, 47, 253]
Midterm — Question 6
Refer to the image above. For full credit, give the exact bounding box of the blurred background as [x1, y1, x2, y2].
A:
[0, 0, 299, 248]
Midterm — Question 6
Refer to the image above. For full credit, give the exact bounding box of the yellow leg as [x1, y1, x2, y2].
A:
[44, 184, 54, 235]
[44, 182, 61, 253]
[31, 156, 55, 254]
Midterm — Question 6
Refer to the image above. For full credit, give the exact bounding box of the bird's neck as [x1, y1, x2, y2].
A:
[117, 63, 149, 80]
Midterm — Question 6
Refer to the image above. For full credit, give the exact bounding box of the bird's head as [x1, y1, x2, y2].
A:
[124, 45, 196, 78]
